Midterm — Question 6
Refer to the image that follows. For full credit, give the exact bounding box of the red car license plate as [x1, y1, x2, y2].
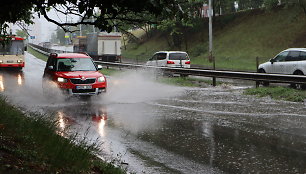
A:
[76, 85, 92, 90]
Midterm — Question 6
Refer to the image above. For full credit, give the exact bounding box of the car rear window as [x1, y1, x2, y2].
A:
[169, 53, 189, 60]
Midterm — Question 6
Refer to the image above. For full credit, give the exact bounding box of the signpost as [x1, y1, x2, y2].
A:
[208, 0, 216, 86]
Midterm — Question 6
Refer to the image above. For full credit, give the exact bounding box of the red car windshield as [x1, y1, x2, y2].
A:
[56, 58, 97, 71]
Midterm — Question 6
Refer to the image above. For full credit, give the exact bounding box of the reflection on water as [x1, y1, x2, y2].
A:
[17, 74, 23, 85]
[0, 75, 4, 92]
[54, 103, 108, 137]
[0, 70, 24, 92]
[57, 111, 66, 133]
[98, 119, 106, 137]
[138, 117, 306, 173]
[48, 97, 306, 173]
[92, 109, 108, 137]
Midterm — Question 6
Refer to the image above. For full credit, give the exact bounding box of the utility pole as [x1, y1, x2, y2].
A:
[209, 0, 216, 86]
[80, 24, 82, 36]
[92, 16, 96, 33]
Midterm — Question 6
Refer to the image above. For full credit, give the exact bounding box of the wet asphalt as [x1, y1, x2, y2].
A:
[0, 52, 306, 173]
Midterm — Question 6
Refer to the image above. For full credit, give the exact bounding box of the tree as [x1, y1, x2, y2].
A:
[17, 0, 184, 31]
[55, 26, 66, 45]
[0, 0, 187, 45]
[158, 0, 203, 50]
[50, 32, 58, 44]
[15, 30, 28, 39]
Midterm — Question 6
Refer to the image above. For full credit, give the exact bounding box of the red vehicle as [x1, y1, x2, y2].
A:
[43, 53, 107, 96]
[0, 36, 25, 69]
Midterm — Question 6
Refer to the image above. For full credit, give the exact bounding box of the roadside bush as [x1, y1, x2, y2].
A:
[264, 0, 280, 9]
[190, 44, 207, 57]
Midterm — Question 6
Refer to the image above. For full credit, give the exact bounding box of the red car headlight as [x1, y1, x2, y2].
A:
[98, 76, 106, 82]
[57, 77, 68, 83]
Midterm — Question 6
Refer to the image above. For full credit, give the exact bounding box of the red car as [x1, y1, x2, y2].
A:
[43, 53, 107, 96]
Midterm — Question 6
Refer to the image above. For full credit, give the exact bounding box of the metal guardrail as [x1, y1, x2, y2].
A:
[28, 43, 306, 85]
[28, 43, 72, 56]
[94, 61, 306, 84]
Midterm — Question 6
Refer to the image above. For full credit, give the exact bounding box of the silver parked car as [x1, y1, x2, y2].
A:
[146, 51, 191, 68]
[258, 48, 306, 88]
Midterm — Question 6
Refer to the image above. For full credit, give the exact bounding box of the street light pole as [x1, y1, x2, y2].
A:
[209, 0, 216, 86]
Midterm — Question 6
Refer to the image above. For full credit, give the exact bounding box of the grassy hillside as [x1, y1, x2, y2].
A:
[122, 6, 306, 71]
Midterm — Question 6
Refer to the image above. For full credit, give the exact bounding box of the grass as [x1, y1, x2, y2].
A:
[0, 96, 125, 173]
[244, 86, 306, 102]
[157, 76, 221, 87]
[122, 6, 306, 71]
[99, 67, 121, 76]
[122, 33, 168, 60]
[27, 46, 48, 61]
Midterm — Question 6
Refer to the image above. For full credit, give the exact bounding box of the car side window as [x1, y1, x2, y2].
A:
[300, 51, 306, 61]
[286, 51, 300, 61]
[274, 51, 289, 62]
[157, 53, 167, 60]
[150, 54, 157, 61]
[46, 57, 56, 69]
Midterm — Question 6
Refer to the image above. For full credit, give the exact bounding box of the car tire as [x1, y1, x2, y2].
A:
[291, 71, 306, 90]
[258, 69, 269, 87]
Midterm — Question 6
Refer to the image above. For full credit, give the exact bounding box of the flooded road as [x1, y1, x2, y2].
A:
[1, 52, 306, 173]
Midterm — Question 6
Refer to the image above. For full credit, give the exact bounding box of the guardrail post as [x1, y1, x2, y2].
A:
[212, 55, 216, 87]
[256, 56, 259, 88]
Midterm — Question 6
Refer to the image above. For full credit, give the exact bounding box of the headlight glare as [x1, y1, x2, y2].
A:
[98, 76, 105, 82]
[57, 77, 67, 83]
[17, 60, 22, 63]
[0, 60, 3, 63]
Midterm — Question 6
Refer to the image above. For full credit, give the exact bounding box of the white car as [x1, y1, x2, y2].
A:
[146, 51, 191, 68]
[258, 48, 306, 88]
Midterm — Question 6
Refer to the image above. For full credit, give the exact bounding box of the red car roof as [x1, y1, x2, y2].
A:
[56, 53, 91, 58]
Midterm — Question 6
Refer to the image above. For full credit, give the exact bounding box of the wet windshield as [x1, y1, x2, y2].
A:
[169, 53, 189, 60]
[0, 40, 24, 55]
[56, 58, 97, 71]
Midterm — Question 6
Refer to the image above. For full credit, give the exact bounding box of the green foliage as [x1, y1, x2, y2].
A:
[238, 0, 264, 10]
[27, 46, 48, 62]
[99, 68, 120, 76]
[123, 6, 306, 71]
[263, 0, 279, 9]
[55, 27, 66, 45]
[190, 44, 208, 57]
[244, 86, 306, 102]
[157, 1, 203, 49]
[15, 30, 28, 39]
[0, 96, 125, 173]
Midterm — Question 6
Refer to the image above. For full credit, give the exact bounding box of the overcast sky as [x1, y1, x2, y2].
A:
[14, 8, 79, 44]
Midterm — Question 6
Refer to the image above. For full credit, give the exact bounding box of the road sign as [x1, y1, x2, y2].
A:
[65, 33, 70, 38]
[30, 36, 35, 39]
